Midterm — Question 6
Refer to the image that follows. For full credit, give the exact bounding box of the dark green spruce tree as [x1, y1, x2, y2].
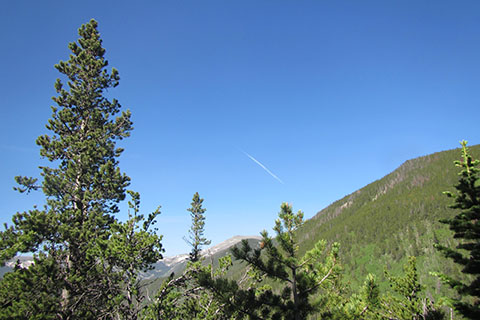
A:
[0, 19, 163, 319]
[434, 141, 480, 319]
[184, 192, 211, 262]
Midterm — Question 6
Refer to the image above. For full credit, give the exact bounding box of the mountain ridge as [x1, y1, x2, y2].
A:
[296, 144, 480, 295]
[143, 235, 262, 279]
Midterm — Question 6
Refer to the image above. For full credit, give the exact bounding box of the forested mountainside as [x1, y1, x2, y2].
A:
[295, 144, 480, 295]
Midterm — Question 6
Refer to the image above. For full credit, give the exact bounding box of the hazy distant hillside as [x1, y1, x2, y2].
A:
[145, 235, 261, 279]
[142, 235, 262, 295]
[296, 145, 480, 295]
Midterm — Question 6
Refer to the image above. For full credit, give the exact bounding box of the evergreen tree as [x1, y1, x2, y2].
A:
[383, 256, 444, 320]
[340, 273, 383, 320]
[184, 192, 211, 262]
[384, 256, 423, 319]
[198, 203, 341, 320]
[0, 19, 163, 319]
[144, 256, 236, 320]
[435, 141, 480, 319]
[145, 194, 232, 320]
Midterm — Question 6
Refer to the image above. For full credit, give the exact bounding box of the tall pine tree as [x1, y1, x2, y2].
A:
[184, 192, 211, 262]
[435, 141, 480, 319]
[0, 19, 163, 319]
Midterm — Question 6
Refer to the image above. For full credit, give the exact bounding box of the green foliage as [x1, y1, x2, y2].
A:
[144, 193, 229, 319]
[184, 192, 211, 262]
[330, 257, 444, 320]
[383, 256, 444, 320]
[384, 256, 423, 318]
[198, 203, 341, 320]
[0, 19, 162, 319]
[435, 141, 480, 319]
[0, 254, 60, 320]
[339, 273, 383, 319]
[105, 191, 163, 318]
[144, 256, 236, 319]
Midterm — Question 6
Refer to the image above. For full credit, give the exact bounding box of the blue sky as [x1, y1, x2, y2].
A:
[1, 1, 479, 255]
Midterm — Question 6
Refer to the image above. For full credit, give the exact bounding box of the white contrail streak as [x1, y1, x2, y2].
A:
[242, 151, 284, 184]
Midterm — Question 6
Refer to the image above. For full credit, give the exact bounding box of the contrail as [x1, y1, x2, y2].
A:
[241, 150, 284, 184]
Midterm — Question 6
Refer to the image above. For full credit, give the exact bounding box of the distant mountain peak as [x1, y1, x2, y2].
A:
[201, 235, 262, 257]
[141, 235, 262, 279]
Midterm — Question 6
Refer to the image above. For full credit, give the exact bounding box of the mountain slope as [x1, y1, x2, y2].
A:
[144, 235, 261, 279]
[296, 144, 480, 295]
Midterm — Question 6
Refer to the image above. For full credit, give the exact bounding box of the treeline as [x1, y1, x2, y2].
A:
[0, 20, 478, 320]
